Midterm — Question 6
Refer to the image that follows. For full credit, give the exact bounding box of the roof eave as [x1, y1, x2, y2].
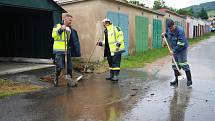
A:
[51, 0, 67, 12]
[57, 0, 165, 16]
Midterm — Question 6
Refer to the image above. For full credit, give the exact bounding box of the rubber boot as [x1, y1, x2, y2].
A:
[186, 70, 192, 86]
[170, 70, 179, 86]
[53, 70, 61, 87]
[111, 70, 119, 82]
[106, 70, 114, 80]
[66, 75, 77, 87]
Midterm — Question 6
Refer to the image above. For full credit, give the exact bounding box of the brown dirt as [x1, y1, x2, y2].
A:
[144, 56, 170, 73]
[0, 79, 44, 98]
[40, 56, 170, 85]
[72, 60, 109, 74]
[40, 59, 109, 84]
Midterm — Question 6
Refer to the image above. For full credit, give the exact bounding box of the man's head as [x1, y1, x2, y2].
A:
[167, 19, 176, 32]
[102, 18, 111, 28]
[63, 14, 73, 27]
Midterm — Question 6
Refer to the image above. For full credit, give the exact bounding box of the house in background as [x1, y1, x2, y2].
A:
[158, 8, 210, 39]
[158, 8, 186, 31]
[56, 0, 165, 61]
[186, 16, 211, 39]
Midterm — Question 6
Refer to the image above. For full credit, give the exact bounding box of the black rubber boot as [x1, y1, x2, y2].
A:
[186, 70, 192, 86]
[111, 70, 119, 82]
[106, 70, 114, 80]
[53, 70, 61, 87]
[170, 70, 179, 86]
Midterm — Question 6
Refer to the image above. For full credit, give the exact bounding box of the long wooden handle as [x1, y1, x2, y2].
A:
[86, 41, 98, 64]
[163, 34, 181, 74]
[64, 31, 68, 73]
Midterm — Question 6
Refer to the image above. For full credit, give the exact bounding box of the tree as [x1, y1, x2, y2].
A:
[188, 8, 194, 15]
[129, 0, 139, 5]
[168, 7, 177, 13]
[176, 9, 193, 16]
[153, 0, 166, 10]
[198, 8, 208, 19]
[129, 0, 145, 7]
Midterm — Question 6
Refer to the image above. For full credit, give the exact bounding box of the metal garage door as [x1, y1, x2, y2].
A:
[152, 19, 162, 48]
[135, 16, 149, 53]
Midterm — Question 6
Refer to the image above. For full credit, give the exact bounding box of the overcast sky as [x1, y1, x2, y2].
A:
[133, 0, 215, 9]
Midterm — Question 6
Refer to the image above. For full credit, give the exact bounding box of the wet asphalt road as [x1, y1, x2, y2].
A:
[0, 36, 215, 121]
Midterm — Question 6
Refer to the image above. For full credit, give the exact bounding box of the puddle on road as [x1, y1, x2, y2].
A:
[23, 69, 155, 121]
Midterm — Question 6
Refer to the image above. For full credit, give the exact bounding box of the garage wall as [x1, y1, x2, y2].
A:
[60, 0, 165, 61]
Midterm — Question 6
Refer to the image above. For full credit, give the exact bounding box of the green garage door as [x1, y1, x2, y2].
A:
[152, 19, 162, 48]
[135, 16, 149, 53]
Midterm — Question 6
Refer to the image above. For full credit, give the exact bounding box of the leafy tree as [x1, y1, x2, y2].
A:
[168, 7, 177, 12]
[153, 0, 166, 10]
[188, 8, 194, 15]
[176, 9, 193, 16]
[198, 8, 208, 19]
[129, 0, 145, 7]
[129, 0, 139, 5]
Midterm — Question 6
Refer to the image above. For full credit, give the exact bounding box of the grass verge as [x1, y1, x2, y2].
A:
[121, 32, 215, 68]
[0, 79, 44, 99]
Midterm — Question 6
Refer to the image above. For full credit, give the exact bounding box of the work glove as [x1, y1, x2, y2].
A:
[66, 27, 71, 33]
[116, 42, 121, 51]
[169, 50, 174, 55]
[96, 41, 103, 46]
[116, 42, 121, 47]
[161, 32, 167, 38]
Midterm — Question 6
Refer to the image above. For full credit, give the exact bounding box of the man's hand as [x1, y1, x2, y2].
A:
[96, 42, 99, 46]
[61, 25, 67, 30]
[116, 42, 121, 51]
[96, 41, 102, 46]
[161, 32, 166, 38]
[169, 50, 173, 55]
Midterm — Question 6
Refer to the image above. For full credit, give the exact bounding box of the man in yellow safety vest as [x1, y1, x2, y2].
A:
[52, 14, 81, 87]
[97, 18, 125, 82]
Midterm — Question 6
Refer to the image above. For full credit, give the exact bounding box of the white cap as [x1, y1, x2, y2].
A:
[102, 18, 111, 23]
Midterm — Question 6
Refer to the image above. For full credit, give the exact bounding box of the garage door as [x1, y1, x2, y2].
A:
[135, 16, 149, 53]
[152, 19, 162, 48]
[107, 11, 129, 56]
[0, 6, 53, 58]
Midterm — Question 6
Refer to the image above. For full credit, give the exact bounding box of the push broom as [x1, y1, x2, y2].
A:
[163, 33, 185, 80]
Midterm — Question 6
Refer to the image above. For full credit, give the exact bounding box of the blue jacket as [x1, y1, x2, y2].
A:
[70, 28, 81, 57]
[166, 26, 188, 54]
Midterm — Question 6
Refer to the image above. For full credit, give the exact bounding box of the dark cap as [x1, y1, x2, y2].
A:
[167, 19, 174, 27]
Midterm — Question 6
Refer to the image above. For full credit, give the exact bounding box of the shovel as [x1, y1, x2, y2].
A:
[163, 34, 185, 80]
[75, 21, 103, 82]
[77, 22, 103, 80]
[83, 39, 99, 73]
[64, 30, 78, 87]
[83, 21, 103, 73]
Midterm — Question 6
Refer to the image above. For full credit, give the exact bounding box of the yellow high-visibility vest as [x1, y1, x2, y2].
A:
[102, 24, 125, 56]
[52, 24, 69, 51]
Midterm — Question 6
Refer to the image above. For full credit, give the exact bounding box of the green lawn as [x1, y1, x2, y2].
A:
[121, 32, 215, 68]
[121, 48, 168, 68]
[207, 10, 215, 17]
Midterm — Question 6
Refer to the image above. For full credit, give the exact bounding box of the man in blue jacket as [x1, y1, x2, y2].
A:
[52, 14, 81, 87]
[164, 19, 192, 86]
